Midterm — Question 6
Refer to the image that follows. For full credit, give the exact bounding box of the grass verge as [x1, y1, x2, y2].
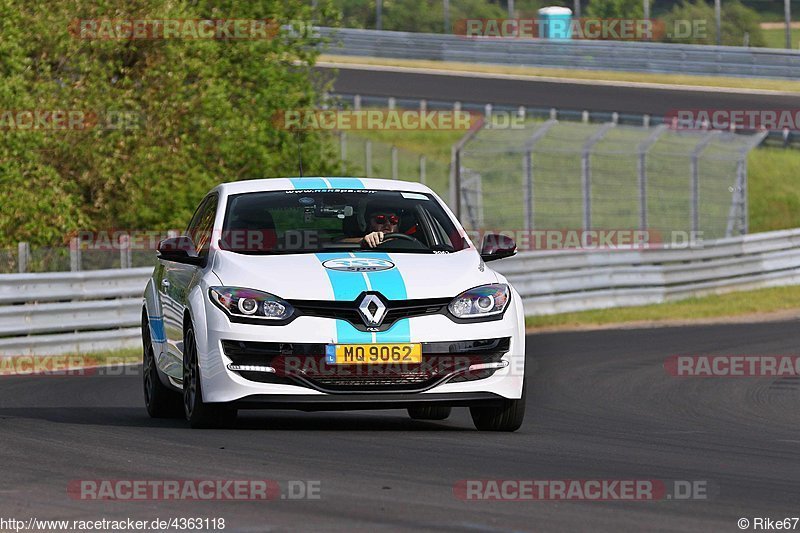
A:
[319, 53, 800, 93]
[525, 285, 800, 330]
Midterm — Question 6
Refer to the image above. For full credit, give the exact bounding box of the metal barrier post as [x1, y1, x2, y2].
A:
[365, 140, 372, 177]
[391, 146, 398, 180]
[70, 237, 82, 272]
[17, 242, 29, 273]
[419, 155, 426, 185]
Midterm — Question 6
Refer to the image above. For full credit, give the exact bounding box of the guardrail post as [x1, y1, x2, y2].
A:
[17, 242, 29, 273]
[339, 132, 347, 173]
[419, 155, 426, 185]
[70, 237, 82, 272]
[353, 94, 361, 111]
[119, 234, 131, 269]
[582, 110, 589, 124]
[391, 146, 398, 180]
[388, 97, 396, 110]
[365, 140, 372, 177]
[419, 99, 427, 113]
[550, 108, 557, 120]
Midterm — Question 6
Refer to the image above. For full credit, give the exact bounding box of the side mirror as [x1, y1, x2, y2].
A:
[480, 234, 517, 262]
[157, 236, 204, 266]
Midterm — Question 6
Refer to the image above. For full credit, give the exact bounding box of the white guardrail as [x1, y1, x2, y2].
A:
[2, 228, 800, 355]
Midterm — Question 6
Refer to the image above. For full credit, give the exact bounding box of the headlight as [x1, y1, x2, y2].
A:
[209, 287, 294, 321]
[448, 284, 510, 319]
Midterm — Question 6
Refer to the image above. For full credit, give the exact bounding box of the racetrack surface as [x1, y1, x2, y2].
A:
[1, 320, 799, 532]
[322, 65, 800, 115]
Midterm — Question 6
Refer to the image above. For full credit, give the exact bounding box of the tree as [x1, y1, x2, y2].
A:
[661, 0, 764, 46]
[585, 0, 643, 19]
[0, 0, 341, 246]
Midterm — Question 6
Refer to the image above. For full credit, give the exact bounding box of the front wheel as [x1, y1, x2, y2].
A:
[183, 326, 237, 429]
[469, 381, 526, 432]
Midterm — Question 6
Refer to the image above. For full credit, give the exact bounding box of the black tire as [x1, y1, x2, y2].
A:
[142, 314, 183, 418]
[183, 326, 237, 429]
[408, 406, 452, 420]
[469, 382, 526, 432]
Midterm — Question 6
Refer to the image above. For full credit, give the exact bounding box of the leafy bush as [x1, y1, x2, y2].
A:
[661, 0, 764, 46]
[0, 0, 341, 246]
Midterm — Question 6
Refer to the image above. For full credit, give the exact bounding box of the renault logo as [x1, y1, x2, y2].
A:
[358, 294, 387, 327]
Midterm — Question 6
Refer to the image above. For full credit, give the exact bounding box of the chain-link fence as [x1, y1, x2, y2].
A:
[455, 118, 767, 245]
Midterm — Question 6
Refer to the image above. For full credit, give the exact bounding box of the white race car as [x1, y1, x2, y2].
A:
[142, 177, 526, 430]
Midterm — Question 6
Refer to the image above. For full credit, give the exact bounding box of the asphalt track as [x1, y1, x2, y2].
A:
[322, 65, 800, 115]
[2, 320, 800, 531]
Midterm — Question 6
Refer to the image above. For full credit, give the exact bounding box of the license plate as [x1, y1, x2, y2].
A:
[326, 344, 422, 364]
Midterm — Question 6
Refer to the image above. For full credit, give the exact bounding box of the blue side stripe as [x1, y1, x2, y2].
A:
[326, 177, 364, 189]
[148, 315, 166, 343]
[289, 177, 328, 190]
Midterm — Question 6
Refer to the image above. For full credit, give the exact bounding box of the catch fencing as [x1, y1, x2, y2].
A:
[454, 116, 768, 242]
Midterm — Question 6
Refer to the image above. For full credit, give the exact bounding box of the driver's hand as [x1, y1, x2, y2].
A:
[363, 231, 384, 248]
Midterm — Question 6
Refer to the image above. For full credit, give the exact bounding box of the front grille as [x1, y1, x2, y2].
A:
[222, 338, 510, 392]
[289, 296, 450, 332]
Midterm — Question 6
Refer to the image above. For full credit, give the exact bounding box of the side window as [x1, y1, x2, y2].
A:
[186, 195, 218, 258]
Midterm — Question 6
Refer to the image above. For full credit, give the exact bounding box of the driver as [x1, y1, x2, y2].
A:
[362, 208, 400, 248]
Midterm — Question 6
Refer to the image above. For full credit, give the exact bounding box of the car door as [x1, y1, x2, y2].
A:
[157, 194, 218, 380]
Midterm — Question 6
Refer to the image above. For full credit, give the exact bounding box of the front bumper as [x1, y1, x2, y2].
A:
[196, 294, 526, 404]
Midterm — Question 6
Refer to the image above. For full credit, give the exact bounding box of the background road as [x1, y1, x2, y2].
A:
[1, 321, 799, 531]
[322, 65, 800, 116]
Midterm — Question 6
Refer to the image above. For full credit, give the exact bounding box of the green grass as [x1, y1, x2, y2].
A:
[762, 27, 800, 48]
[748, 146, 800, 232]
[525, 285, 800, 329]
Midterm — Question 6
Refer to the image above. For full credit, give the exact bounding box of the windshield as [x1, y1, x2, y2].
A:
[219, 189, 468, 254]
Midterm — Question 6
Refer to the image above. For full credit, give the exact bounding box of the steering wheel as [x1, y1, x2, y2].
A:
[380, 232, 416, 242]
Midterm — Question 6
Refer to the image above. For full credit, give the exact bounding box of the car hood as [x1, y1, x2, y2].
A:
[211, 249, 497, 300]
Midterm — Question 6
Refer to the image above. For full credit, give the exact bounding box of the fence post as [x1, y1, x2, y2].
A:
[690, 131, 718, 234]
[523, 150, 533, 233]
[391, 146, 398, 180]
[637, 124, 667, 231]
[17, 242, 29, 273]
[581, 123, 616, 231]
[365, 140, 372, 177]
[70, 237, 82, 272]
[419, 155, 426, 184]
